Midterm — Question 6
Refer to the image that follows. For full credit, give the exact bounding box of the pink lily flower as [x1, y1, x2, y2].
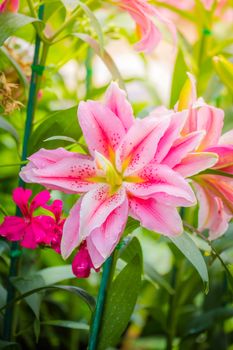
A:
[112, 0, 176, 52]
[20, 82, 215, 272]
[0, 0, 19, 12]
[0, 187, 64, 249]
[174, 74, 233, 239]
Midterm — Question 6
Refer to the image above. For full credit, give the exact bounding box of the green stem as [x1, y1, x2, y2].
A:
[3, 5, 46, 341]
[49, 0, 94, 43]
[88, 253, 116, 350]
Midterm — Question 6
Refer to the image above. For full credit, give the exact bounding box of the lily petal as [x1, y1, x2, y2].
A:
[196, 105, 224, 150]
[105, 82, 134, 131]
[86, 198, 128, 268]
[125, 163, 196, 206]
[129, 196, 183, 236]
[219, 129, 233, 145]
[78, 101, 125, 158]
[154, 111, 188, 163]
[162, 131, 205, 168]
[173, 152, 219, 177]
[205, 145, 233, 169]
[194, 183, 231, 239]
[79, 185, 127, 241]
[21, 153, 97, 194]
[61, 199, 82, 259]
[116, 116, 170, 176]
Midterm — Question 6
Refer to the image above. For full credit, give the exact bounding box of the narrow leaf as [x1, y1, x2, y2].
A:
[97, 254, 142, 350]
[169, 232, 209, 292]
[0, 116, 19, 142]
[0, 13, 42, 46]
[74, 34, 125, 90]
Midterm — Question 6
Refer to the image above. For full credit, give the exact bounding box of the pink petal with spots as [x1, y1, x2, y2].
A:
[20, 148, 79, 183]
[129, 196, 183, 236]
[78, 101, 125, 158]
[105, 82, 134, 131]
[205, 145, 233, 169]
[87, 198, 128, 268]
[13, 188, 32, 217]
[116, 116, 170, 176]
[61, 199, 82, 259]
[0, 216, 25, 241]
[21, 153, 97, 194]
[79, 185, 127, 241]
[28, 148, 76, 167]
[125, 164, 196, 206]
[162, 131, 205, 168]
[173, 152, 218, 177]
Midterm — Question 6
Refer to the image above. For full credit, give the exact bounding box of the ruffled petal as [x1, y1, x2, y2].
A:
[104, 82, 134, 131]
[21, 152, 97, 194]
[116, 116, 170, 176]
[173, 152, 218, 177]
[194, 183, 231, 239]
[125, 163, 196, 206]
[78, 101, 125, 158]
[162, 131, 205, 168]
[61, 199, 82, 259]
[153, 111, 188, 163]
[205, 145, 233, 169]
[129, 196, 183, 236]
[79, 185, 127, 241]
[196, 105, 224, 150]
[86, 198, 128, 268]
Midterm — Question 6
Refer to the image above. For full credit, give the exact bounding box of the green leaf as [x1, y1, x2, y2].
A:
[169, 49, 188, 108]
[169, 232, 209, 292]
[0, 340, 20, 349]
[119, 236, 142, 263]
[0, 116, 19, 143]
[184, 307, 233, 336]
[41, 319, 89, 331]
[29, 106, 82, 152]
[43, 135, 77, 143]
[10, 265, 91, 317]
[144, 263, 175, 295]
[74, 34, 125, 90]
[97, 254, 142, 350]
[0, 12, 41, 46]
[2, 284, 96, 316]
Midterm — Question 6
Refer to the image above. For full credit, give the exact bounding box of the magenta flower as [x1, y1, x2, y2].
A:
[0, 0, 19, 12]
[0, 188, 64, 249]
[112, 0, 176, 52]
[20, 82, 214, 271]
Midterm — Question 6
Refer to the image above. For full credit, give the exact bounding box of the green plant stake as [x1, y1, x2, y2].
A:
[88, 255, 114, 350]
[3, 4, 45, 341]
